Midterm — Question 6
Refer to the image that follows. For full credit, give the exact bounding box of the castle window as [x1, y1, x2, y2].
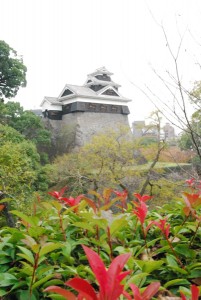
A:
[88, 103, 96, 111]
[111, 105, 118, 113]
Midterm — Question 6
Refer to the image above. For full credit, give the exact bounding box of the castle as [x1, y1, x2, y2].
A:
[40, 67, 131, 150]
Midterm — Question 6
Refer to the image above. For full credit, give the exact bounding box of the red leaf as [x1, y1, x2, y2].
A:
[186, 178, 195, 186]
[103, 188, 113, 204]
[107, 253, 131, 299]
[108, 253, 131, 280]
[129, 284, 142, 300]
[82, 196, 97, 213]
[180, 292, 187, 300]
[44, 286, 76, 300]
[141, 282, 160, 300]
[133, 201, 148, 225]
[191, 285, 200, 300]
[183, 192, 201, 208]
[122, 290, 133, 300]
[183, 206, 191, 217]
[0, 204, 5, 211]
[133, 193, 152, 202]
[82, 245, 108, 296]
[113, 190, 128, 198]
[48, 187, 68, 200]
[117, 270, 131, 283]
[151, 219, 170, 239]
[66, 278, 97, 300]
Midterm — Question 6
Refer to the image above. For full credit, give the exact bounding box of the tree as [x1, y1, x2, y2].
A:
[47, 124, 169, 199]
[179, 110, 201, 151]
[46, 126, 137, 195]
[132, 26, 201, 178]
[0, 101, 51, 163]
[0, 40, 27, 100]
[0, 124, 42, 223]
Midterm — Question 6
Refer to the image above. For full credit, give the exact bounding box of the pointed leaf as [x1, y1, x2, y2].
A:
[142, 282, 160, 299]
[44, 286, 76, 300]
[164, 279, 190, 288]
[108, 253, 131, 279]
[17, 254, 35, 266]
[117, 270, 131, 283]
[11, 210, 38, 226]
[103, 188, 113, 203]
[22, 235, 37, 249]
[82, 197, 97, 212]
[166, 254, 178, 267]
[134, 259, 164, 273]
[126, 273, 148, 288]
[32, 274, 54, 289]
[122, 290, 133, 300]
[39, 243, 62, 257]
[82, 245, 107, 293]
[17, 246, 35, 265]
[101, 197, 123, 211]
[0, 273, 18, 287]
[129, 284, 142, 300]
[108, 253, 131, 299]
[66, 278, 97, 300]
[110, 217, 127, 236]
[180, 292, 187, 300]
[174, 244, 196, 259]
[191, 285, 200, 300]
[73, 222, 95, 233]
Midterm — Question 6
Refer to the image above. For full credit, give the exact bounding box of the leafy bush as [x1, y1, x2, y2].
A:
[0, 180, 201, 299]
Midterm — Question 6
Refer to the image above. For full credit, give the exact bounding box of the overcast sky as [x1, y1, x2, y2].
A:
[1, 0, 201, 125]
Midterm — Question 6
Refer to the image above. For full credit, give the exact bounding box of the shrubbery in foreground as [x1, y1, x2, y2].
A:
[0, 179, 201, 299]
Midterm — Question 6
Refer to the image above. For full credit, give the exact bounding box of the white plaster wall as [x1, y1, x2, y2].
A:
[61, 96, 130, 106]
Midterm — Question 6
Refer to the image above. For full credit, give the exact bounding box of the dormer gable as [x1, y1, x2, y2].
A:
[58, 86, 75, 99]
[98, 86, 122, 97]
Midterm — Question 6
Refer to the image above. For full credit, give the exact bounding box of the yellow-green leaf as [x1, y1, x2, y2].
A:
[17, 246, 34, 265]
[39, 243, 62, 257]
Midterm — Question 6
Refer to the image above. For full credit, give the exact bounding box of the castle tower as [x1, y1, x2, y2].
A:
[40, 67, 132, 150]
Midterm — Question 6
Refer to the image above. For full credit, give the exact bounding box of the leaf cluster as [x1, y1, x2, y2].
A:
[0, 40, 27, 100]
[0, 184, 200, 299]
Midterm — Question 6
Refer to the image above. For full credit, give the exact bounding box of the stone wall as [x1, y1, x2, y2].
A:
[62, 111, 131, 147]
[43, 111, 131, 153]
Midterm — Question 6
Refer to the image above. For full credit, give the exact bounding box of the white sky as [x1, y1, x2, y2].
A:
[1, 0, 201, 126]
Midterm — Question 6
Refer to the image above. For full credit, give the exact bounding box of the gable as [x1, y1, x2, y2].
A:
[60, 88, 74, 97]
[101, 88, 119, 97]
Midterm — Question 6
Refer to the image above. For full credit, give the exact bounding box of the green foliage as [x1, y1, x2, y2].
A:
[47, 127, 141, 194]
[0, 40, 27, 100]
[0, 101, 51, 163]
[0, 183, 200, 299]
[0, 124, 51, 214]
[178, 106, 201, 165]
